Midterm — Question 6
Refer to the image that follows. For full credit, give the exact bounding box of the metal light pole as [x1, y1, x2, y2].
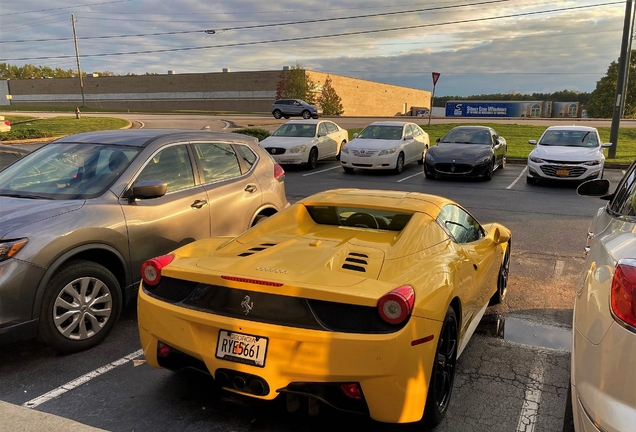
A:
[71, 14, 86, 107]
[609, 0, 634, 158]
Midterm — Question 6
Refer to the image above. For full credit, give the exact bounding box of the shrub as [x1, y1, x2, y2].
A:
[0, 129, 56, 141]
[233, 128, 270, 142]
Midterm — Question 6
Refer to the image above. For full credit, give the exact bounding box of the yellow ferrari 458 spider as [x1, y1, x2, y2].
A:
[138, 189, 511, 426]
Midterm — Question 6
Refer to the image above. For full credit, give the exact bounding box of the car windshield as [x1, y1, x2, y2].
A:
[305, 205, 413, 231]
[539, 130, 599, 147]
[272, 124, 316, 138]
[357, 126, 403, 140]
[440, 128, 491, 144]
[0, 143, 140, 200]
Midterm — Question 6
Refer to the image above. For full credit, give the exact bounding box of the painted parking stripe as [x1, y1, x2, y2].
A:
[22, 349, 143, 409]
[516, 360, 545, 432]
[302, 166, 342, 176]
[507, 167, 528, 190]
[397, 172, 422, 183]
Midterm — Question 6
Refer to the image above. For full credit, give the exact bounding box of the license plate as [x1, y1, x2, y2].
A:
[555, 169, 569, 176]
[215, 330, 268, 367]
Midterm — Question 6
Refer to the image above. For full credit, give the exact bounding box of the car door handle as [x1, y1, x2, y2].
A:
[245, 184, 257, 193]
[191, 199, 208, 209]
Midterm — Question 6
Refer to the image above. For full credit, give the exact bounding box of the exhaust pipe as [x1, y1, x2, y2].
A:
[215, 371, 229, 388]
[233, 375, 247, 391]
[249, 378, 266, 396]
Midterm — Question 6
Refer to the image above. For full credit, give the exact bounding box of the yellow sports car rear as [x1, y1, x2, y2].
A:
[138, 189, 511, 425]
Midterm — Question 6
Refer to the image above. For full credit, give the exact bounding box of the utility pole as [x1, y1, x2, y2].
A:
[609, 0, 634, 158]
[71, 14, 86, 107]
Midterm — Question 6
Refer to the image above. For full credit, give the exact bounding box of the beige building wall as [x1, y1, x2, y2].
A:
[307, 71, 431, 117]
[3, 69, 430, 117]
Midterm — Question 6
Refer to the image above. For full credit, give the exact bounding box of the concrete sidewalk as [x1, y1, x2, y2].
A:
[0, 401, 107, 432]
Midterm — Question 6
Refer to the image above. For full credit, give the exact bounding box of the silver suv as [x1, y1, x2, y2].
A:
[0, 129, 288, 352]
[272, 99, 322, 120]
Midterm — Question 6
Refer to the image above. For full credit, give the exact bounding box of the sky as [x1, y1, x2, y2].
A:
[0, 0, 628, 97]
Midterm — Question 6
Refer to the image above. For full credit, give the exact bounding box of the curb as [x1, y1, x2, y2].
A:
[0, 119, 135, 146]
[0, 401, 107, 432]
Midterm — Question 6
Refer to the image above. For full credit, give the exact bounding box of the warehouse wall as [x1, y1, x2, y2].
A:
[307, 71, 431, 117]
[2, 69, 430, 116]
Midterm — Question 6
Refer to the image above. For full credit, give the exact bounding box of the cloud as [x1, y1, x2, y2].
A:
[0, 0, 626, 95]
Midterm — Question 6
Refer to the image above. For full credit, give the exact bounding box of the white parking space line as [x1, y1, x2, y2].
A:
[302, 166, 342, 176]
[623, 170, 627, 175]
[138, 121, 145, 129]
[554, 260, 565, 279]
[397, 172, 422, 183]
[22, 349, 143, 409]
[516, 361, 545, 432]
[507, 167, 528, 190]
[222, 120, 231, 130]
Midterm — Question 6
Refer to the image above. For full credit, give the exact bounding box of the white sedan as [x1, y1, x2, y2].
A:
[526, 126, 611, 184]
[259, 120, 348, 170]
[340, 121, 429, 174]
[574, 171, 636, 432]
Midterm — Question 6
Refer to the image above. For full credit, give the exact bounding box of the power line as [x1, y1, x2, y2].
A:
[2, 0, 133, 16]
[0, 0, 508, 44]
[1, 1, 622, 61]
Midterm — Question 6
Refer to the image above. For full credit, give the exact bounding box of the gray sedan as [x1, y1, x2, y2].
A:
[0, 129, 288, 353]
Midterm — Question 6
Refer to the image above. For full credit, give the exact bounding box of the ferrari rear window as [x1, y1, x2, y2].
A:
[305, 205, 413, 231]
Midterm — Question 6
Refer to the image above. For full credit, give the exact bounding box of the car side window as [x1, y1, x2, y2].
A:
[404, 125, 413, 137]
[325, 122, 337, 134]
[235, 144, 258, 174]
[438, 204, 485, 244]
[193, 143, 242, 183]
[318, 123, 328, 136]
[412, 125, 422, 137]
[136, 145, 195, 192]
[609, 164, 636, 217]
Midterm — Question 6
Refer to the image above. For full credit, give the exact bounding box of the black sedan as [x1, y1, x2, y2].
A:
[424, 126, 507, 180]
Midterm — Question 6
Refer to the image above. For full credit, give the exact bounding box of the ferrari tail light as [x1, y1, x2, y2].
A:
[141, 254, 174, 286]
[157, 341, 171, 358]
[340, 383, 362, 400]
[378, 285, 415, 325]
[274, 163, 285, 181]
[611, 263, 636, 328]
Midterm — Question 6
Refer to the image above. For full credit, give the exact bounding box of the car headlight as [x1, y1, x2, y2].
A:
[425, 152, 435, 162]
[378, 148, 397, 156]
[481, 155, 492, 163]
[0, 238, 28, 263]
[341, 146, 349, 154]
[584, 160, 602, 166]
[529, 156, 545, 164]
[289, 145, 307, 154]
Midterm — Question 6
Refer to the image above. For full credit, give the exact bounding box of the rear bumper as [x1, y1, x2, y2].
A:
[138, 288, 442, 423]
[572, 324, 636, 432]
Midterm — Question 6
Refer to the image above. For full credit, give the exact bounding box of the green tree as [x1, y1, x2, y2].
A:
[276, 63, 317, 104]
[587, 51, 636, 118]
[317, 75, 344, 115]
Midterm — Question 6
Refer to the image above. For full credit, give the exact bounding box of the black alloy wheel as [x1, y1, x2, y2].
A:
[484, 161, 494, 181]
[302, 110, 312, 119]
[422, 306, 458, 426]
[394, 153, 405, 174]
[336, 141, 346, 161]
[273, 110, 282, 119]
[307, 147, 318, 169]
[418, 145, 428, 165]
[489, 241, 510, 306]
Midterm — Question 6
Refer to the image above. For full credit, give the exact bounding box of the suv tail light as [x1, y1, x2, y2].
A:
[274, 163, 285, 181]
[377, 285, 415, 325]
[611, 263, 636, 328]
[141, 254, 174, 286]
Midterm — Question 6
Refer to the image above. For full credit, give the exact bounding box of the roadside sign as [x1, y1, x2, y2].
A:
[432, 72, 441, 86]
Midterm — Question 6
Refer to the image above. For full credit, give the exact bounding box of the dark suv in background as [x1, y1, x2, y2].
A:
[272, 99, 322, 119]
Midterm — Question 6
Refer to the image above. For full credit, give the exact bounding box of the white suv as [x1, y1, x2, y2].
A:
[526, 126, 611, 184]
